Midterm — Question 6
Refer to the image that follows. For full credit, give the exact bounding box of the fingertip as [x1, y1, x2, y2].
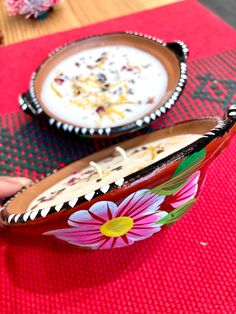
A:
[0, 179, 22, 199]
[10, 177, 32, 187]
[0, 176, 32, 199]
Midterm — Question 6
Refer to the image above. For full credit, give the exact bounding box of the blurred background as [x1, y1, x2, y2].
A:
[0, 0, 235, 46]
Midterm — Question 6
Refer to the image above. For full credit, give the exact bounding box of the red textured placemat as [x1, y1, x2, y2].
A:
[1, 0, 236, 115]
[1, 49, 236, 180]
[0, 1, 236, 313]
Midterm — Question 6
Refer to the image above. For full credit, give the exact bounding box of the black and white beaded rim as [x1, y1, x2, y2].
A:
[2, 106, 236, 226]
[19, 31, 188, 137]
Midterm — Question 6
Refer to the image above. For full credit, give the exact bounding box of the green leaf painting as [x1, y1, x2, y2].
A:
[152, 176, 187, 196]
[173, 149, 206, 178]
[152, 149, 206, 196]
[156, 198, 196, 226]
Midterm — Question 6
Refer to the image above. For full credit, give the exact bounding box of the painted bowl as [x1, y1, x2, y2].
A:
[1, 105, 235, 249]
[19, 31, 188, 138]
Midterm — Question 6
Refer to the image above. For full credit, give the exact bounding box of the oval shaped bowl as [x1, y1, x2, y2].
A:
[19, 32, 188, 138]
[1, 105, 235, 250]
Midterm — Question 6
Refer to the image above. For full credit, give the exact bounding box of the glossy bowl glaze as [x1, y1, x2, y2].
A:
[19, 31, 188, 138]
[1, 105, 235, 250]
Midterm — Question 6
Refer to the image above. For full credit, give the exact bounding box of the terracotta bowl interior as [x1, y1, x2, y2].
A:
[34, 33, 181, 127]
[6, 119, 218, 215]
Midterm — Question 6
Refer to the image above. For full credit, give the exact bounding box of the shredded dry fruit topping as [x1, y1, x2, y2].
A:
[44, 45, 168, 129]
[50, 49, 156, 126]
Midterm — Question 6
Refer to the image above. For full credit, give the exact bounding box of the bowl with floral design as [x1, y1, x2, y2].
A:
[19, 31, 188, 138]
[1, 105, 235, 249]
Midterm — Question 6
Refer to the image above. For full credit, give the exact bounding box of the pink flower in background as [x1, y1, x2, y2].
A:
[45, 190, 167, 249]
[4, 0, 60, 18]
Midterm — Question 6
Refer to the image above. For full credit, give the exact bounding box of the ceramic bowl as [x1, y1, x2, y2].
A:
[19, 32, 188, 138]
[1, 105, 235, 250]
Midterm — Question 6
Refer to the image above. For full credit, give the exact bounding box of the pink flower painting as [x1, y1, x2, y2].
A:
[44, 171, 201, 249]
[45, 190, 167, 249]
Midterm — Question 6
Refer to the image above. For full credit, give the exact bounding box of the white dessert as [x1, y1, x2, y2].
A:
[28, 133, 201, 212]
[41, 45, 168, 128]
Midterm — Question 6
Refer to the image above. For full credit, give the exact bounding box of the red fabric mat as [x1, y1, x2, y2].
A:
[0, 1, 236, 313]
[1, 0, 236, 115]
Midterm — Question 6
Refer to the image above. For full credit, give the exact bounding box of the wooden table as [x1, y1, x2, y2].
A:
[0, 0, 178, 45]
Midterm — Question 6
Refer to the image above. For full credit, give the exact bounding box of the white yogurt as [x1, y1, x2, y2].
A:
[27, 133, 201, 212]
[41, 45, 168, 128]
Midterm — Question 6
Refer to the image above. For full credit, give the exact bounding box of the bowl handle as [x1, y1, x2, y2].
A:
[223, 104, 236, 135]
[224, 104, 236, 121]
[166, 41, 188, 62]
[18, 92, 41, 116]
